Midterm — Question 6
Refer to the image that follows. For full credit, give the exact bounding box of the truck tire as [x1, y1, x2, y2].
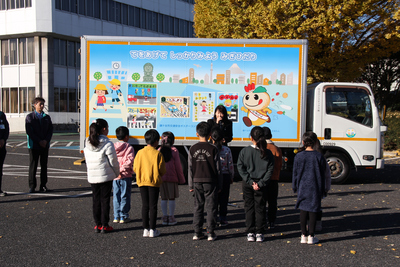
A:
[326, 153, 350, 184]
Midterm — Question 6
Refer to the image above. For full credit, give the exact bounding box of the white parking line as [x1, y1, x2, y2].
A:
[66, 141, 74, 147]
[50, 141, 59, 147]
[3, 164, 88, 180]
[7, 152, 83, 160]
[4, 191, 92, 198]
[16, 141, 27, 147]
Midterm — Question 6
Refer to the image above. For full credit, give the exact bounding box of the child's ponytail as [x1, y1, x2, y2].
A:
[88, 118, 108, 148]
[160, 131, 174, 162]
[250, 126, 268, 159]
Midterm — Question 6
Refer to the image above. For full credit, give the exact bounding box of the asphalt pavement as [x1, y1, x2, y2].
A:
[0, 134, 399, 266]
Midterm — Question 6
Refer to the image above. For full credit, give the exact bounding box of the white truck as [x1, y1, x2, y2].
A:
[79, 36, 386, 183]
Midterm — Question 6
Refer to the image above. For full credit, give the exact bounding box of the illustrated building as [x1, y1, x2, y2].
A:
[225, 70, 231, 85]
[257, 74, 263, 85]
[106, 61, 128, 81]
[0, 0, 195, 131]
[189, 68, 195, 84]
[173, 74, 180, 83]
[250, 72, 257, 84]
[280, 73, 286, 85]
[270, 69, 278, 84]
[216, 74, 225, 84]
[287, 72, 294, 85]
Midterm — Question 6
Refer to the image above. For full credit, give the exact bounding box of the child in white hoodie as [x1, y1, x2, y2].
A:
[113, 126, 135, 224]
[84, 119, 119, 233]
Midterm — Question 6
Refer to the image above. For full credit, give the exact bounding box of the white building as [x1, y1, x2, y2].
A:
[0, 0, 194, 132]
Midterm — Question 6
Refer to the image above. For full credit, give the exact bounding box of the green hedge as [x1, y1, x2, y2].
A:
[384, 112, 400, 150]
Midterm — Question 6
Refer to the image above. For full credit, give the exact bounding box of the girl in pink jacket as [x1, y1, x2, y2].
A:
[158, 131, 186, 225]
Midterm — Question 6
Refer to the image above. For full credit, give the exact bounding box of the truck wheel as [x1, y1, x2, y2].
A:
[326, 153, 350, 184]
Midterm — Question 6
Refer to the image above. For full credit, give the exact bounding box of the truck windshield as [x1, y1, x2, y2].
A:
[325, 87, 373, 128]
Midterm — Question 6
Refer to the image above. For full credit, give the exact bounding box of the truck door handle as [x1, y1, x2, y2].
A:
[324, 128, 331, 140]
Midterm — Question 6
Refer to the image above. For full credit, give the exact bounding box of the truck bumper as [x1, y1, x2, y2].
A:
[376, 159, 384, 169]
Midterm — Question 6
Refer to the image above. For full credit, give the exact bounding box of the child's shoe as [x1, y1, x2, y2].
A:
[94, 225, 102, 233]
[120, 218, 131, 224]
[168, 216, 177, 225]
[162, 215, 169, 225]
[101, 226, 113, 234]
[207, 232, 217, 241]
[307, 235, 319, 244]
[300, 234, 307, 244]
[193, 232, 205, 241]
[143, 229, 150, 237]
[256, 233, 264, 242]
[113, 218, 120, 223]
[149, 229, 160, 238]
[247, 233, 255, 242]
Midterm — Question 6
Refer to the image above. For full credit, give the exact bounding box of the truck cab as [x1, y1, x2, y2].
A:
[307, 82, 387, 183]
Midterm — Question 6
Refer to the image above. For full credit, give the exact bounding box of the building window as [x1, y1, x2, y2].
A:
[54, 87, 78, 112]
[54, 0, 194, 38]
[27, 37, 34, 63]
[19, 38, 26, 64]
[54, 38, 80, 67]
[1, 40, 9, 65]
[1, 87, 35, 113]
[10, 39, 18, 65]
[67, 41, 75, 67]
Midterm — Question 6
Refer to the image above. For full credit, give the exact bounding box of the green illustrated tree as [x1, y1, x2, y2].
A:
[179, 79, 182, 83]
[268, 80, 272, 85]
[247, 78, 250, 84]
[169, 77, 172, 83]
[200, 79, 204, 84]
[231, 78, 234, 84]
[132, 73, 140, 82]
[213, 79, 217, 84]
[156, 73, 165, 82]
[235, 78, 238, 84]
[194, 0, 400, 83]
[93, 72, 102, 81]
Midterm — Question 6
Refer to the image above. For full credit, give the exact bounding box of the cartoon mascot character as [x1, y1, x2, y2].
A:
[241, 83, 272, 127]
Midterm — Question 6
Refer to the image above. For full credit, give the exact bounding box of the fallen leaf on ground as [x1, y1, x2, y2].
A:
[350, 250, 356, 254]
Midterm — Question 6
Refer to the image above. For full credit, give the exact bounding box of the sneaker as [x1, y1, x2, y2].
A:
[39, 186, 51, 192]
[101, 226, 113, 234]
[256, 233, 264, 242]
[193, 232, 205, 241]
[149, 229, 160, 238]
[307, 235, 319, 244]
[168, 216, 177, 225]
[120, 218, 131, 224]
[94, 225, 102, 233]
[207, 232, 217, 241]
[220, 220, 228, 227]
[143, 229, 150, 237]
[162, 215, 169, 225]
[0, 191, 6, 197]
[315, 221, 322, 232]
[113, 218, 120, 223]
[300, 234, 307, 244]
[247, 233, 255, 242]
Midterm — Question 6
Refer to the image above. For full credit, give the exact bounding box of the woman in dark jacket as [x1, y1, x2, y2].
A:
[207, 105, 233, 146]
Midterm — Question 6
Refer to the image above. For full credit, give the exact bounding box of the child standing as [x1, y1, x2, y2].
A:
[189, 122, 222, 241]
[113, 126, 135, 224]
[158, 131, 186, 225]
[292, 131, 327, 244]
[210, 127, 234, 226]
[84, 119, 119, 233]
[134, 129, 166, 238]
[237, 126, 274, 242]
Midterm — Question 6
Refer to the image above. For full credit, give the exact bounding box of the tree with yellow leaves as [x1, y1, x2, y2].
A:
[194, 0, 400, 83]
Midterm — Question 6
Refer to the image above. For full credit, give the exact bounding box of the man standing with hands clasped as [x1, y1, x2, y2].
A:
[25, 97, 53, 193]
[0, 110, 9, 196]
